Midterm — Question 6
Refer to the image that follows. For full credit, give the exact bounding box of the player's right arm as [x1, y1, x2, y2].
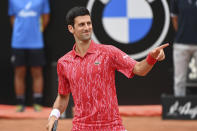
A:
[46, 93, 70, 131]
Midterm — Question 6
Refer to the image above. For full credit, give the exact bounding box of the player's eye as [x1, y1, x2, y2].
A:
[87, 22, 92, 26]
[79, 23, 84, 27]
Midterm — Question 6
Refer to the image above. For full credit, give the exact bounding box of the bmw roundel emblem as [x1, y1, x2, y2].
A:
[87, 0, 170, 59]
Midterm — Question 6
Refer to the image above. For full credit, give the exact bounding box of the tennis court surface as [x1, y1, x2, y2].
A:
[0, 104, 197, 131]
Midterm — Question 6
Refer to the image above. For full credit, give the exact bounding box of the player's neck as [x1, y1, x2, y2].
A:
[75, 39, 91, 57]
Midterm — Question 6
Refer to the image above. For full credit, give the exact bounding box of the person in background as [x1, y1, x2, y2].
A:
[8, 0, 50, 112]
[46, 6, 168, 131]
[171, 0, 197, 96]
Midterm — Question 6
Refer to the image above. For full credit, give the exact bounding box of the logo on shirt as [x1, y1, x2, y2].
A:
[94, 61, 101, 65]
[18, 2, 37, 17]
[87, 0, 170, 59]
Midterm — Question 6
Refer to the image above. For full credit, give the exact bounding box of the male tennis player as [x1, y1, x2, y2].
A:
[46, 6, 169, 131]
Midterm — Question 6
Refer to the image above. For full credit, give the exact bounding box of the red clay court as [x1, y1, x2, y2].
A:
[0, 104, 197, 131]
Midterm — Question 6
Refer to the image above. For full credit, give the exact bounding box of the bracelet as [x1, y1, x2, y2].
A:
[49, 108, 60, 120]
[146, 53, 157, 65]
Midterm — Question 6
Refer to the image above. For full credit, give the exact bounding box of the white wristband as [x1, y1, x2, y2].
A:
[49, 109, 60, 120]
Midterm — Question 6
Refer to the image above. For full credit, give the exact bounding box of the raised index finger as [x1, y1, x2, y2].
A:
[157, 43, 169, 50]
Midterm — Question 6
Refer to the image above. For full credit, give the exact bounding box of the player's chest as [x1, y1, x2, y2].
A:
[66, 53, 111, 81]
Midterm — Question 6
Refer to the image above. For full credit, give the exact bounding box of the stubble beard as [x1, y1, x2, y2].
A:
[81, 33, 92, 41]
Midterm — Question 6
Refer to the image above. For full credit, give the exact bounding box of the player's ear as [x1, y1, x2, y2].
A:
[68, 25, 74, 34]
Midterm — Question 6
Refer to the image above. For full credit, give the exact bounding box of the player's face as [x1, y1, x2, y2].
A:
[72, 15, 92, 41]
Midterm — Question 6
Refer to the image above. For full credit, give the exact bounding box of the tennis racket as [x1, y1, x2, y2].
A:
[52, 120, 58, 131]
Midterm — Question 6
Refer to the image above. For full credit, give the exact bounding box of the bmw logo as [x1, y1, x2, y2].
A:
[87, 0, 170, 59]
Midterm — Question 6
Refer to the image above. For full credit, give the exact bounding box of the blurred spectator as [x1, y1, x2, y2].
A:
[8, 0, 50, 112]
[171, 0, 197, 96]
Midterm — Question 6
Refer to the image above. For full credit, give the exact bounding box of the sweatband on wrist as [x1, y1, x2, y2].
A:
[49, 109, 60, 120]
[146, 53, 157, 65]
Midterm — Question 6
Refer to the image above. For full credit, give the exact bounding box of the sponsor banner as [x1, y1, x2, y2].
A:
[87, 0, 170, 59]
[161, 94, 197, 120]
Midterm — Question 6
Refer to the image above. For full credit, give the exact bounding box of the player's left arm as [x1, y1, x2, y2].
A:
[42, 14, 50, 31]
[133, 43, 169, 76]
[10, 16, 15, 27]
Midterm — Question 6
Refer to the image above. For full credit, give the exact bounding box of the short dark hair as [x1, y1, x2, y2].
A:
[66, 6, 90, 27]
